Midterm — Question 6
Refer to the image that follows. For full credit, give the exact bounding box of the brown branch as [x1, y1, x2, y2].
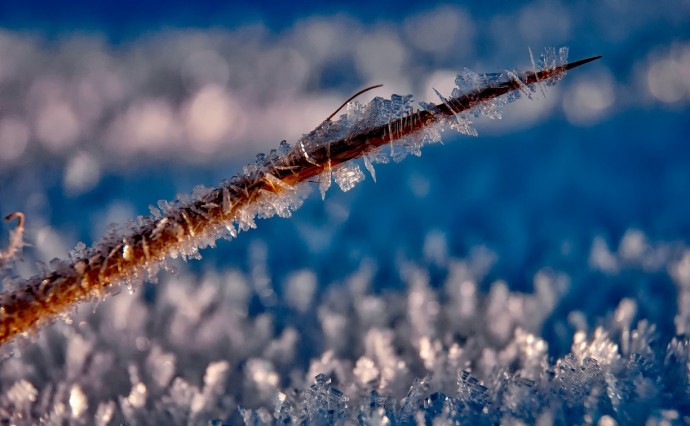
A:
[0, 55, 601, 347]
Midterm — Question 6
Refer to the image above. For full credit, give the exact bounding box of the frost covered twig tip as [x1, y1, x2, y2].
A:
[0, 50, 600, 349]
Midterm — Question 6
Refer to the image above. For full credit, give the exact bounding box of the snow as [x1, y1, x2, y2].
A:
[0, 2, 689, 424]
[1, 231, 690, 423]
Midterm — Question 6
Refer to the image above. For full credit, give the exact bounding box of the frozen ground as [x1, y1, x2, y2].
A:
[1, 1, 690, 424]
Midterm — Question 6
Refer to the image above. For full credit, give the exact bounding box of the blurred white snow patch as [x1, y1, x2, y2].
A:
[598, 415, 618, 426]
[517, 1, 572, 45]
[73, 62, 125, 122]
[474, 85, 558, 134]
[671, 251, 690, 335]
[589, 236, 619, 274]
[467, 245, 498, 279]
[249, 95, 337, 151]
[613, 298, 637, 326]
[69, 384, 88, 418]
[292, 16, 358, 64]
[355, 29, 408, 87]
[0, 31, 36, 83]
[621, 229, 674, 272]
[0, 116, 29, 162]
[486, 281, 514, 343]
[284, 269, 317, 313]
[533, 267, 570, 313]
[670, 250, 690, 288]
[319, 310, 349, 352]
[63, 151, 101, 195]
[563, 69, 615, 125]
[107, 98, 179, 156]
[407, 171, 430, 198]
[27, 76, 83, 151]
[403, 6, 475, 57]
[224, 270, 252, 312]
[644, 42, 690, 104]
[571, 327, 620, 366]
[423, 230, 448, 267]
[6, 379, 37, 407]
[65, 333, 93, 380]
[146, 345, 176, 389]
[34, 226, 70, 263]
[590, 230, 678, 277]
[260, 47, 311, 95]
[423, 69, 458, 104]
[353, 356, 379, 386]
[181, 49, 230, 90]
[245, 358, 280, 403]
[91, 201, 135, 242]
[106, 285, 147, 333]
[34, 101, 81, 153]
[618, 229, 648, 262]
[183, 84, 243, 154]
[264, 327, 299, 365]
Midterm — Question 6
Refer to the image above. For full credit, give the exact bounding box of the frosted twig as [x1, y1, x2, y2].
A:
[0, 54, 601, 348]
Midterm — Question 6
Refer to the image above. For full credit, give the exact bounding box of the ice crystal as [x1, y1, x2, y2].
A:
[540, 46, 570, 86]
[2, 231, 690, 424]
[362, 155, 377, 183]
[333, 162, 365, 192]
[306, 373, 349, 425]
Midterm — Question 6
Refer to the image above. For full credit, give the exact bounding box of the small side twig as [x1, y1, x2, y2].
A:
[0, 212, 25, 269]
[326, 84, 383, 121]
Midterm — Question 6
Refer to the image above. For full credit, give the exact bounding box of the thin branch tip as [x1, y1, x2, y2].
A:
[326, 84, 384, 121]
[565, 55, 603, 71]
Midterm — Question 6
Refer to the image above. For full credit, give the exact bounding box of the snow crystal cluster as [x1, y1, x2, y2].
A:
[1, 230, 689, 424]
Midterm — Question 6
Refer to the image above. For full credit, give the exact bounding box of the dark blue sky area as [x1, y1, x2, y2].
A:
[0, 1, 412, 35]
[0, 0, 517, 38]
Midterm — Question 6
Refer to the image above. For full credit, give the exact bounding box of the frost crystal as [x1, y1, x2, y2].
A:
[2, 231, 689, 424]
[306, 373, 349, 424]
[457, 371, 490, 412]
[333, 162, 365, 192]
[363, 155, 376, 183]
[540, 46, 570, 85]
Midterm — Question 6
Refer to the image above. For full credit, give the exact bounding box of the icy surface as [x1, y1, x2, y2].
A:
[1, 232, 690, 424]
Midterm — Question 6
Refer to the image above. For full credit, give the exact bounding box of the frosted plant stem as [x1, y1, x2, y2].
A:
[0, 55, 600, 348]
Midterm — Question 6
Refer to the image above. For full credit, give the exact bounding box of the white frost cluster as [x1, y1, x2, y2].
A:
[1, 231, 689, 424]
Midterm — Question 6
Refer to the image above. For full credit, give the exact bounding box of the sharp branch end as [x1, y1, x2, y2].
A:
[565, 55, 603, 71]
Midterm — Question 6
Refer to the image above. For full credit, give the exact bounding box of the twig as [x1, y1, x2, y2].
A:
[0, 55, 601, 348]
